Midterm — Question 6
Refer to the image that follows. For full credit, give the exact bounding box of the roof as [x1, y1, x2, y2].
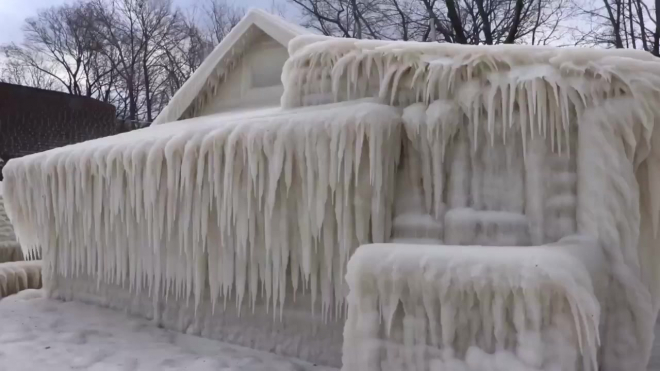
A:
[0, 82, 114, 107]
[281, 35, 660, 109]
[151, 9, 312, 126]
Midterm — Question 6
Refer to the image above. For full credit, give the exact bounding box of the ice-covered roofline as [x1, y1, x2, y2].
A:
[151, 9, 311, 126]
[280, 34, 660, 252]
[286, 35, 659, 68]
[282, 35, 660, 110]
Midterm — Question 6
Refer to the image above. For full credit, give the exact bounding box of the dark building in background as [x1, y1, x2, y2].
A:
[0, 83, 117, 180]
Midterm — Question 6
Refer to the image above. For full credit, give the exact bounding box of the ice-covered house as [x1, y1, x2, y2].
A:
[5, 8, 660, 371]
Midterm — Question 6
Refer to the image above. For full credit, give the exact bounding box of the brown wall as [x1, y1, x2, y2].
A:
[0, 83, 116, 179]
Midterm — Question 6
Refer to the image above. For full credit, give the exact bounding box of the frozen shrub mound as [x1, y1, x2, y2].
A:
[5, 32, 660, 371]
[0, 260, 42, 298]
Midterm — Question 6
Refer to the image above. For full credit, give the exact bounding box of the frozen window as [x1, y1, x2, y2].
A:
[250, 48, 287, 88]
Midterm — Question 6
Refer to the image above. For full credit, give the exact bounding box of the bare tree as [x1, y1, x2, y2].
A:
[90, 0, 244, 121]
[135, 0, 183, 121]
[1, 2, 113, 97]
[148, 0, 245, 114]
[197, 0, 245, 45]
[157, 15, 208, 97]
[574, 0, 660, 55]
[290, 0, 575, 44]
[0, 47, 60, 90]
[0, 0, 254, 124]
[91, 0, 147, 120]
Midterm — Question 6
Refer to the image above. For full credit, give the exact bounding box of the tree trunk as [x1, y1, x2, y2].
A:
[504, 0, 525, 43]
[475, 0, 493, 44]
[654, 0, 660, 55]
[445, 0, 468, 43]
[143, 41, 153, 122]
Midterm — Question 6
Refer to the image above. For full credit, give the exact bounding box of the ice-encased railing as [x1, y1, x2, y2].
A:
[279, 36, 660, 370]
[2, 101, 401, 319]
[343, 240, 603, 371]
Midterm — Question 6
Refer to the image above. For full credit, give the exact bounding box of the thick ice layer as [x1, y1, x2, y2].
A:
[343, 240, 602, 371]
[2, 101, 401, 318]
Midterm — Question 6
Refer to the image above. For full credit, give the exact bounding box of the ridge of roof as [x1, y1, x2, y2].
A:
[152, 9, 311, 126]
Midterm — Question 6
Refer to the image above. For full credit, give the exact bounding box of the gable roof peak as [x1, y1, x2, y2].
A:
[152, 9, 311, 126]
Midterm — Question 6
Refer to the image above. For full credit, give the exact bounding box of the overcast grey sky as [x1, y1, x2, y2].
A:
[0, 0, 287, 45]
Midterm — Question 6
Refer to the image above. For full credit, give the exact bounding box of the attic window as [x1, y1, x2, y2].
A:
[250, 48, 287, 88]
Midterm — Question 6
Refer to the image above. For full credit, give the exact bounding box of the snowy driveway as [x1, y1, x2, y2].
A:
[0, 290, 335, 371]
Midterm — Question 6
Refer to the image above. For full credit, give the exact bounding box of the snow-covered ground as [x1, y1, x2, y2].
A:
[0, 290, 337, 371]
[0, 289, 659, 370]
[652, 326, 660, 370]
